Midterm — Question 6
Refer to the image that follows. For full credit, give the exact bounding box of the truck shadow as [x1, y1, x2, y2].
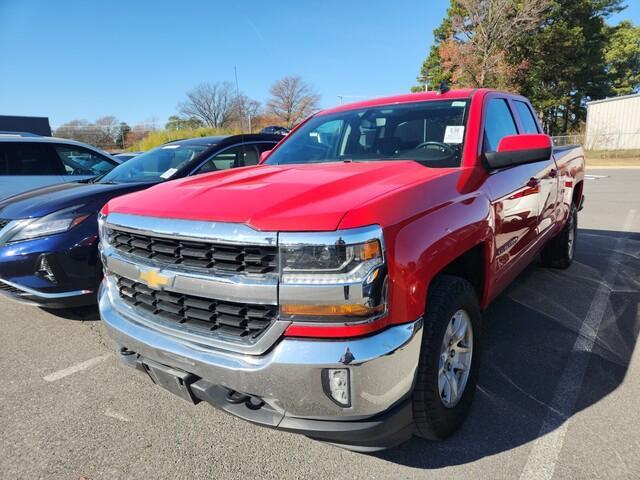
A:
[377, 228, 640, 468]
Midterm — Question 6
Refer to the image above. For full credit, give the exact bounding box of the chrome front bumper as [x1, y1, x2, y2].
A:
[99, 285, 423, 419]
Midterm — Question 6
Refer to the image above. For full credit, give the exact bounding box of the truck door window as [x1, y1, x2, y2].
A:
[483, 99, 518, 152]
[513, 101, 540, 134]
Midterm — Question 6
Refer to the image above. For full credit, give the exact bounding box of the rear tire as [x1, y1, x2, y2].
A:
[412, 275, 482, 440]
[541, 203, 578, 269]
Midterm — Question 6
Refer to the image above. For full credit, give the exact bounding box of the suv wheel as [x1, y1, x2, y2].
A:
[412, 275, 482, 440]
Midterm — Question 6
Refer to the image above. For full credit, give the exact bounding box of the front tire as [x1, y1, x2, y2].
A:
[541, 203, 578, 269]
[412, 275, 482, 440]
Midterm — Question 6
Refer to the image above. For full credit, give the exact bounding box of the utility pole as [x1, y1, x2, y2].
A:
[420, 70, 432, 92]
[234, 66, 240, 96]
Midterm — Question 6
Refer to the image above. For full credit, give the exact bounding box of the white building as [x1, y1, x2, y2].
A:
[585, 93, 640, 150]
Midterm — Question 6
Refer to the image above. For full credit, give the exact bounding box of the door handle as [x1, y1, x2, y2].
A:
[527, 178, 540, 188]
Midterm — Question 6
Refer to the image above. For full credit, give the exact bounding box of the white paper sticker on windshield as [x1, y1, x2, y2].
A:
[451, 101, 466, 107]
[162, 145, 180, 149]
[444, 126, 465, 144]
[160, 168, 178, 179]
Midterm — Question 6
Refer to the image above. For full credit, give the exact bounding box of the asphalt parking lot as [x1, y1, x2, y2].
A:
[1, 168, 639, 480]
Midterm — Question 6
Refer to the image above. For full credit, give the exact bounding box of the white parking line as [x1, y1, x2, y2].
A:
[584, 174, 608, 180]
[519, 209, 636, 480]
[104, 409, 131, 422]
[43, 354, 111, 382]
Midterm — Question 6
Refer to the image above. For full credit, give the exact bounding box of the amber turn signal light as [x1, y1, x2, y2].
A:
[281, 303, 384, 317]
[360, 240, 382, 261]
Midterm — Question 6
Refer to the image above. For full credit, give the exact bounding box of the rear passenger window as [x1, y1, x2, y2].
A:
[513, 101, 539, 134]
[483, 99, 518, 152]
[0, 143, 63, 175]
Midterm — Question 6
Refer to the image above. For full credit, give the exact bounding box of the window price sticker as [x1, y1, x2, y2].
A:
[160, 168, 178, 179]
[444, 125, 465, 144]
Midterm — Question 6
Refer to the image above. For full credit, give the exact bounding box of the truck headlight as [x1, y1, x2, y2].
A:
[281, 238, 383, 283]
[279, 225, 387, 320]
[0, 205, 91, 244]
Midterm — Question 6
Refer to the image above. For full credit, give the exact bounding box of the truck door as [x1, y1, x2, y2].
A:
[511, 100, 559, 239]
[483, 97, 546, 284]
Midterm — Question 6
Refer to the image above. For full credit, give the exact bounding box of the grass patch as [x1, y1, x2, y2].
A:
[585, 149, 640, 167]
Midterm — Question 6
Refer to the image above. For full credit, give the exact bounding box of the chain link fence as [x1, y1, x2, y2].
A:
[552, 132, 640, 163]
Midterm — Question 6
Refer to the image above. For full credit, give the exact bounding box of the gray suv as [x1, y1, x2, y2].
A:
[0, 134, 120, 201]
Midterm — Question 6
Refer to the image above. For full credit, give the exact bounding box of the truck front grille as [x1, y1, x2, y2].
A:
[115, 275, 277, 339]
[108, 229, 278, 274]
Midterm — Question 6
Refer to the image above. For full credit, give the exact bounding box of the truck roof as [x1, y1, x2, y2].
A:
[320, 88, 482, 116]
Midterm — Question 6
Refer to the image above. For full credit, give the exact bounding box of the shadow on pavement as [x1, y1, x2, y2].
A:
[41, 304, 100, 321]
[377, 228, 640, 468]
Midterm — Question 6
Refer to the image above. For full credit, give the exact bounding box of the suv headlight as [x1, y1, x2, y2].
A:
[0, 205, 91, 244]
[97, 212, 108, 246]
[279, 225, 387, 320]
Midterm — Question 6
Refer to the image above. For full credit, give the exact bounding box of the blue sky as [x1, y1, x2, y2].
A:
[0, 0, 637, 127]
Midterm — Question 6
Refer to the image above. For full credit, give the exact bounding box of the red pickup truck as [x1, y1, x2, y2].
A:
[98, 88, 584, 451]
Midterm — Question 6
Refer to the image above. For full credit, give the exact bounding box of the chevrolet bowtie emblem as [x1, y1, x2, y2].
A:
[138, 270, 170, 290]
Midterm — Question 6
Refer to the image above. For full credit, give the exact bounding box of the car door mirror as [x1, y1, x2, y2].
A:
[484, 134, 552, 170]
[259, 150, 272, 164]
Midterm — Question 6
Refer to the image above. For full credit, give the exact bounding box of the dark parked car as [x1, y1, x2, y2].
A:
[260, 125, 289, 136]
[0, 134, 280, 307]
[0, 134, 120, 201]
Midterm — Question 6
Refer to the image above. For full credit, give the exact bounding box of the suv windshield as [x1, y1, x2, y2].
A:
[265, 100, 469, 168]
[99, 143, 209, 183]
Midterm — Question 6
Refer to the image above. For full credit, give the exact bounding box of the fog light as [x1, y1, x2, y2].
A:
[323, 368, 351, 407]
[36, 255, 56, 284]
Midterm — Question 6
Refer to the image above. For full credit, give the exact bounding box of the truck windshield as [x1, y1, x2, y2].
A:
[265, 100, 469, 168]
[98, 143, 209, 184]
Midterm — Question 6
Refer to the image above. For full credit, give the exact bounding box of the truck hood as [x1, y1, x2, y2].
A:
[106, 161, 452, 231]
[0, 181, 154, 220]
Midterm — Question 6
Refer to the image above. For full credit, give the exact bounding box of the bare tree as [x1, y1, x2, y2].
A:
[54, 120, 94, 145]
[94, 116, 120, 147]
[266, 76, 320, 129]
[54, 117, 119, 148]
[178, 82, 239, 128]
[233, 94, 262, 132]
[441, 0, 551, 88]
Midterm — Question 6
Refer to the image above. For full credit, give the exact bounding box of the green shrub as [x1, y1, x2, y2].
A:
[130, 127, 241, 151]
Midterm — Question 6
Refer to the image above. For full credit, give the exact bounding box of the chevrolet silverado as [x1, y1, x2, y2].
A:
[97, 88, 584, 451]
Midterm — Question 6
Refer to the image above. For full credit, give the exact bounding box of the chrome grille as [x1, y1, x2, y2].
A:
[115, 275, 277, 339]
[107, 228, 278, 274]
